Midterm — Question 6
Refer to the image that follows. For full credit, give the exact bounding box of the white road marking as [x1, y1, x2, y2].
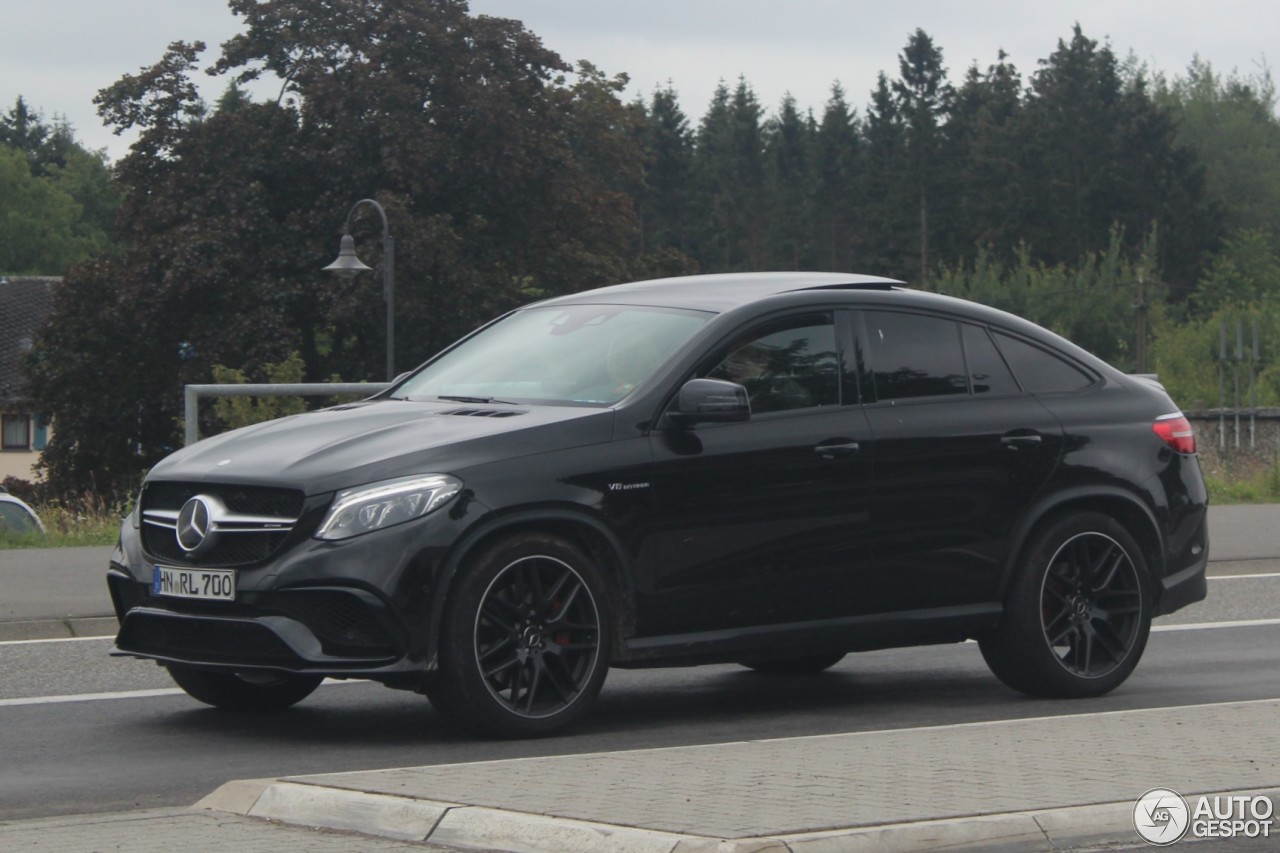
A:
[0, 688, 184, 706]
[1206, 571, 1280, 580]
[1153, 617, 1280, 632]
[0, 679, 364, 707]
[0, 635, 112, 646]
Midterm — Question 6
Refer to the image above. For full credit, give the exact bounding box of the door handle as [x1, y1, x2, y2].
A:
[1000, 430, 1043, 449]
[814, 440, 860, 458]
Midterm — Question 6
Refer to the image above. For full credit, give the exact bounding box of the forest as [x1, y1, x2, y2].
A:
[3, 0, 1280, 499]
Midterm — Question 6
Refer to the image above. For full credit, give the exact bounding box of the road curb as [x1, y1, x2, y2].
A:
[204, 778, 1280, 852]
[0, 616, 116, 641]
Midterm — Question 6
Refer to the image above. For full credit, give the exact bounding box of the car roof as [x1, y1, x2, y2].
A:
[536, 272, 905, 313]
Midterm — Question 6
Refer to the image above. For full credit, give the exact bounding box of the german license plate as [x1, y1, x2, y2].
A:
[152, 565, 236, 601]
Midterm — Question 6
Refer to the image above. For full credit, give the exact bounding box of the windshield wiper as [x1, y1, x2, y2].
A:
[436, 395, 520, 405]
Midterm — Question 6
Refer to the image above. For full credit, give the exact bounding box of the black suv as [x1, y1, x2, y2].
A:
[108, 272, 1208, 737]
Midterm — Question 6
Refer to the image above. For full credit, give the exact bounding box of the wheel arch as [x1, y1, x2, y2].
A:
[421, 507, 637, 668]
[999, 486, 1165, 600]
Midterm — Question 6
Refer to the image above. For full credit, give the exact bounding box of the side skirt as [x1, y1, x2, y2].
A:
[614, 603, 1002, 668]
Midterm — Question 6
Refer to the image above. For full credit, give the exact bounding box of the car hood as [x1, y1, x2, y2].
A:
[147, 400, 616, 495]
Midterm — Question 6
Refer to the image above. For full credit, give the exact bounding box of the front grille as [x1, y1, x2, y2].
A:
[141, 481, 306, 567]
[117, 612, 299, 666]
[144, 482, 304, 518]
[144, 529, 291, 566]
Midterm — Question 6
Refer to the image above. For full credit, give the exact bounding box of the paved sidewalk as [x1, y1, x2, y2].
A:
[0, 807, 449, 852]
[7, 698, 1271, 851]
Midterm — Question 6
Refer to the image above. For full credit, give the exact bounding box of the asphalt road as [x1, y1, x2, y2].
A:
[1, 572, 1277, 822]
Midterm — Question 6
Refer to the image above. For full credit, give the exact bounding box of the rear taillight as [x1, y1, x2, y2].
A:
[1153, 413, 1196, 454]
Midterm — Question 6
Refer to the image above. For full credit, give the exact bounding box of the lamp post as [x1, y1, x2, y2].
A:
[324, 199, 395, 381]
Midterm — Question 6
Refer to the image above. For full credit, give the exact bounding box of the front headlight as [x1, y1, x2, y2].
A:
[315, 474, 463, 541]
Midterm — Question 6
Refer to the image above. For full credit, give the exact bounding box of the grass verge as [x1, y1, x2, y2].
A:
[0, 498, 125, 549]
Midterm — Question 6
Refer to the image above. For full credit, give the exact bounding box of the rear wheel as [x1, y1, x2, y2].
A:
[428, 533, 611, 738]
[739, 653, 846, 674]
[980, 511, 1152, 698]
[166, 665, 322, 711]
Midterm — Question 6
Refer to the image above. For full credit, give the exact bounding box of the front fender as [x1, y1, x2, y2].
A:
[415, 505, 636, 671]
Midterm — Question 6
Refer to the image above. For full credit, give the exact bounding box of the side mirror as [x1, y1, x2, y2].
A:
[668, 378, 750, 426]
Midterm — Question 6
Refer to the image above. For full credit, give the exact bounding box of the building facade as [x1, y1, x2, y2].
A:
[0, 276, 55, 482]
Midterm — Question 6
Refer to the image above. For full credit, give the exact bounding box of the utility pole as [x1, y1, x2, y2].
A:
[1134, 272, 1148, 374]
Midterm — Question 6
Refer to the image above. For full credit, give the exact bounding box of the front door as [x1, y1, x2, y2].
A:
[632, 312, 875, 637]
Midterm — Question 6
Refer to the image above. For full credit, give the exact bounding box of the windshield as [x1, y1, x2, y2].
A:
[396, 304, 711, 405]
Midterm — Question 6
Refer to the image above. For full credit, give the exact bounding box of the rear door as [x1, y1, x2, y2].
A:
[857, 310, 1063, 611]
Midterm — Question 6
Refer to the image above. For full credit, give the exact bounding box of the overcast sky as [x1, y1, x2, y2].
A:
[2, 0, 1274, 161]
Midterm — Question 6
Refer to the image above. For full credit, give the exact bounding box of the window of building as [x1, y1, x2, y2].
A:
[2, 414, 31, 450]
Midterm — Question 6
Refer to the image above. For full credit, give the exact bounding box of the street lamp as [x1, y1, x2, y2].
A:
[324, 199, 395, 381]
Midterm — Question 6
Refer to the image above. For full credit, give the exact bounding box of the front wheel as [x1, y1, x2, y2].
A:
[980, 511, 1152, 698]
[166, 665, 322, 711]
[428, 533, 612, 738]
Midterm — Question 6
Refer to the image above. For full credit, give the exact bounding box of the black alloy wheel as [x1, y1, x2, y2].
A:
[428, 533, 611, 738]
[166, 664, 322, 711]
[1039, 531, 1144, 678]
[980, 511, 1152, 698]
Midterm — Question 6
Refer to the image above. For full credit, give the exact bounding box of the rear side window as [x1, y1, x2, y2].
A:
[993, 332, 1094, 393]
[962, 324, 1020, 395]
[865, 311, 967, 400]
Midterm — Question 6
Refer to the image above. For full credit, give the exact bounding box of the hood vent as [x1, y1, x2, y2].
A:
[436, 408, 526, 418]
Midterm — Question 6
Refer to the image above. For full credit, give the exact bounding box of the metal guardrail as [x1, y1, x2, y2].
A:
[184, 382, 389, 446]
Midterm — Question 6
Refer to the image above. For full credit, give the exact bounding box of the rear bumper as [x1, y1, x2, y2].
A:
[1155, 557, 1208, 616]
[1155, 511, 1209, 617]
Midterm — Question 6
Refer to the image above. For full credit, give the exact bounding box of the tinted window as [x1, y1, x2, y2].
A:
[962, 324, 1020, 395]
[865, 312, 967, 401]
[705, 315, 839, 413]
[994, 332, 1094, 393]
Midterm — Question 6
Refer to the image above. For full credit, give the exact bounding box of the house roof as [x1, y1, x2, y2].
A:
[0, 276, 56, 406]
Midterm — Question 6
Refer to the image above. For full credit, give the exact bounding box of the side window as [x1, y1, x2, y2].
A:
[993, 332, 1095, 393]
[865, 312, 967, 401]
[705, 315, 839, 414]
[962, 324, 1020, 395]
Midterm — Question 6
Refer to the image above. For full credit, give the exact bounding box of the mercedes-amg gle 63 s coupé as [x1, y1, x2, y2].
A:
[108, 273, 1208, 737]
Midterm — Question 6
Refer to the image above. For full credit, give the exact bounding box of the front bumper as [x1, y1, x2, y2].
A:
[107, 497, 473, 683]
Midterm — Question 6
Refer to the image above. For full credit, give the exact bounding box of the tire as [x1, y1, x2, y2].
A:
[980, 511, 1152, 698]
[166, 665, 322, 711]
[428, 533, 612, 738]
[739, 653, 846, 674]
